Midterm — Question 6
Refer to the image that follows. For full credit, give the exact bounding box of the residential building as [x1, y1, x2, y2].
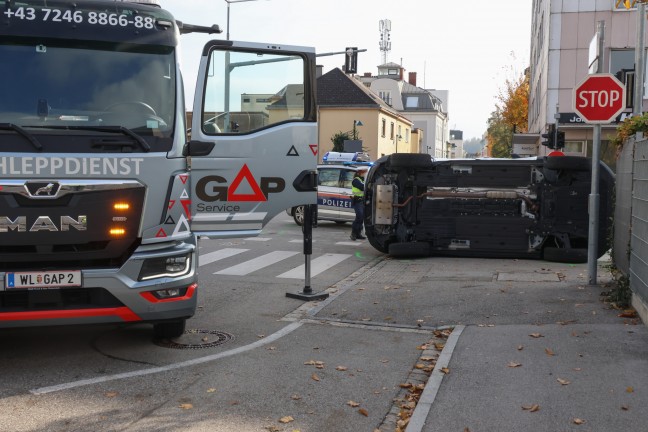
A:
[529, 0, 644, 168]
[358, 63, 450, 158]
[317, 68, 416, 162]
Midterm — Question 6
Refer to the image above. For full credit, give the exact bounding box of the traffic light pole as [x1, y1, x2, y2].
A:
[587, 21, 605, 285]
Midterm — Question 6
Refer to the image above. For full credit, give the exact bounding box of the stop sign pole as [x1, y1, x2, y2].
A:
[572, 21, 627, 285]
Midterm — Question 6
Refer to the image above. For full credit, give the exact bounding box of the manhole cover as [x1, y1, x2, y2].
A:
[153, 329, 235, 349]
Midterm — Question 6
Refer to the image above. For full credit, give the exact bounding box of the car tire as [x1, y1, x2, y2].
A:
[293, 205, 305, 226]
[543, 247, 588, 263]
[388, 242, 430, 257]
[154, 319, 186, 339]
[544, 156, 590, 171]
[388, 153, 431, 169]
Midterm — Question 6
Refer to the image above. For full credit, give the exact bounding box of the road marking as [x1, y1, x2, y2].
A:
[277, 253, 350, 279]
[289, 239, 317, 243]
[335, 241, 363, 246]
[199, 248, 248, 267]
[30, 322, 303, 395]
[214, 250, 300, 275]
[244, 237, 272, 242]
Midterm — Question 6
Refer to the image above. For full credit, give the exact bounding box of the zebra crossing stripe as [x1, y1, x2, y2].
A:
[244, 237, 272, 242]
[214, 251, 300, 276]
[199, 248, 248, 267]
[277, 253, 350, 279]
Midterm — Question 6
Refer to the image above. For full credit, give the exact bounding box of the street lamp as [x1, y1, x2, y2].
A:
[352, 120, 363, 140]
[224, 0, 266, 40]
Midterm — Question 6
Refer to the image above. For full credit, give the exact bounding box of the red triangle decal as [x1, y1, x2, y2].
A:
[168, 200, 176, 210]
[181, 199, 192, 220]
[156, 228, 167, 238]
[309, 144, 318, 156]
[228, 164, 266, 202]
[179, 174, 188, 184]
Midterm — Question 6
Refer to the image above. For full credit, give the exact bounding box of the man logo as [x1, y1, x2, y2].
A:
[25, 181, 60, 198]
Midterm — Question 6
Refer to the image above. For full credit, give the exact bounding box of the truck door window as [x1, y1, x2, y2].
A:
[202, 49, 305, 134]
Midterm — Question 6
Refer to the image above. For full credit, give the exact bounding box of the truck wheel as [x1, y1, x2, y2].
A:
[293, 206, 305, 226]
[154, 319, 186, 339]
[389, 153, 431, 169]
[544, 156, 590, 171]
[388, 242, 430, 257]
[543, 247, 588, 263]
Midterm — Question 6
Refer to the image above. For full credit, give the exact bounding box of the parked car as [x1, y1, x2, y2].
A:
[287, 164, 361, 225]
[363, 153, 614, 263]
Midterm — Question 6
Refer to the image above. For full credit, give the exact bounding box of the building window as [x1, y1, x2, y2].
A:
[406, 96, 419, 108]
[379, 91, 392, 105]
[564, 141, 585, 154]
[381, 118, 386, 137]
[390, 122, 394, 140]
[388, 68, 399, 75]
[405, 129, 409, 143]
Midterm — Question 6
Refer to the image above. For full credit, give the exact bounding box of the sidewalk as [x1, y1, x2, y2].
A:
[371, 256, 648, 432]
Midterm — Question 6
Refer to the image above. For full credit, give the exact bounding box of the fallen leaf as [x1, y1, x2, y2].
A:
[267, 346, 277, 351]
[573, 418, 585, 425]
[358, 408, 369, 417]
[201, 336, 209, 342]
[206, 388, 216, 393]
[621, 405, 630, 411]
[264, 426, 280, 432]
[517, 345, 524, 351]
[618, 310, 637, 318]
[311, 373, 320, 382]
[105, 391, 118, 398]
[545, 348, 555, 356]
[399, 383, 413, 389]
[257, 334, 265, 338]
[522, 404, 540, 412]
[347, 400, 360, 407]
[336, 366, 348, 371]
[179, 403, 193, 410]
[573, 368, 582, 371]
[291, 394, 301, 400]
[440, 367, 450, 374]
[627, 386, 634, 393]
[434, 342, 445, 350]
[420, 356, 435, 361]
[507, 362, 522, 368]
[557, 378, 571, 385]
[529, 333, 544, 338]
[279, 416, 294, 423]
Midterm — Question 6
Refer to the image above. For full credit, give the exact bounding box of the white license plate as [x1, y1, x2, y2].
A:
[5, 270, 82, 289]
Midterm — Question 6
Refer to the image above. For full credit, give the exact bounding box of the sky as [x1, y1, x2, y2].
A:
[163, 0, 532, 140]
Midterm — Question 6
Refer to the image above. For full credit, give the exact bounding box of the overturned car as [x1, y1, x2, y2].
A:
[363, 154, 614, 263]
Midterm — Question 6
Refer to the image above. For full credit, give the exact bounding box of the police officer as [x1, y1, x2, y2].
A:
[350, 167, 368, 241]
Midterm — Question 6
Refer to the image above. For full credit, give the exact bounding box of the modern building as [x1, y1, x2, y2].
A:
[528, 0, 644, 167]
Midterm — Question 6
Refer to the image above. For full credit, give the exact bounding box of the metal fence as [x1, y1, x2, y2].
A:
[614, 137, 648, 304]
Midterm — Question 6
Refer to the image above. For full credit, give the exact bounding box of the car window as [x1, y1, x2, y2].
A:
[340, 170, 355, 189]
[318, 168, 342, 187]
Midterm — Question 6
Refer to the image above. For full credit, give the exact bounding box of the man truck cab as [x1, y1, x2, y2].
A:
[0, 0, 317, 337]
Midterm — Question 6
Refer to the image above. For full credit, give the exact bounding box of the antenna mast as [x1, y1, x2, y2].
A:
[379, 19, 391, 64]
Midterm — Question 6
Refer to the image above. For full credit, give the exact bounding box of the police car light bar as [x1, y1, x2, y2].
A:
[322, 152, 371, 164]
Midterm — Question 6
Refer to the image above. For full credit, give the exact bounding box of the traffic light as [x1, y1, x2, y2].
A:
[541, 124, 555, 149]
[556, 131, 565, 149]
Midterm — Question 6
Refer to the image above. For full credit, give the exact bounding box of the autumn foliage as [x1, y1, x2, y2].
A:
[486, 70, 529, 157]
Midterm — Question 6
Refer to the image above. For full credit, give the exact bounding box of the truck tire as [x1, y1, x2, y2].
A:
[388, 242, 430, 257]
[389, 153, 431, 169]
[154, 319, 186, 339]
[543, 247, 588, 263]
[544, 156, 590, 171]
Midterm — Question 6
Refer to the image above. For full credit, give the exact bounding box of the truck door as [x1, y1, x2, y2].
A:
[188, 41, 318, 238]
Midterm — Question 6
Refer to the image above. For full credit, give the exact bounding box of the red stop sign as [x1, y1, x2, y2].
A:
[573, 74, 626, 123]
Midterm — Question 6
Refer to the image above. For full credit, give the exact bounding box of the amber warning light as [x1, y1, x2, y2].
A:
[113, 202, 130, 211]
[109, 228, 126, 237]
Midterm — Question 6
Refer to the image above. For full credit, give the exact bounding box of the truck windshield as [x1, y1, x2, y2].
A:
[0, 41, 176, 137]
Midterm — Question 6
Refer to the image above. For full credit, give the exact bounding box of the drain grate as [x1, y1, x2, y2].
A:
[153, 329, 235, 349]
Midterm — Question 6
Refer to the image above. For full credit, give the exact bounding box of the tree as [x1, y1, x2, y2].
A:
[486, 70, 529, 157]
[331, 131, 351, 152]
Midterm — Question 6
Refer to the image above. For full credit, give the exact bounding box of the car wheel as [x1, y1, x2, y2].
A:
[544, 156, 590, 171]
[153, 319, 186, 339]
[293, 205, 305, 226]
[388, 153, 431, 169]
[543, 247, 588, 263]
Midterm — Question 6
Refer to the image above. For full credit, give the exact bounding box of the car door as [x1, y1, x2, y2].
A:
[316, 166, 344, 221]
[187, 41, 318, 238]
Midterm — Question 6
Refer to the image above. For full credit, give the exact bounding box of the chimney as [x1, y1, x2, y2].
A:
[409, 72, 417, 86]
[399, 67, 404, 81]
[363, 72, 372, 77]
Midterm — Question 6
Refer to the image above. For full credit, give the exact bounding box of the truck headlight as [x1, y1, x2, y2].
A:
[138, 254, 191, 281]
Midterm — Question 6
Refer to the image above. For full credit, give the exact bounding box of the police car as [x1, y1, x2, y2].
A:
[287, 152, 372, 226]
